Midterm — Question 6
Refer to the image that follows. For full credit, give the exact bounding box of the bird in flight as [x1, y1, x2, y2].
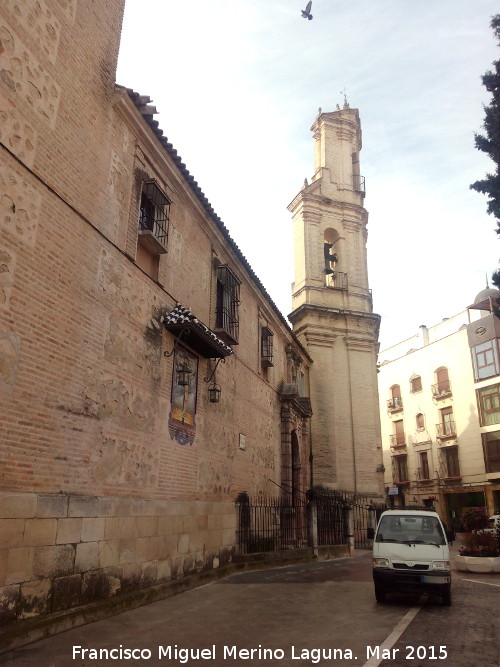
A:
[301, 1, 313, 20]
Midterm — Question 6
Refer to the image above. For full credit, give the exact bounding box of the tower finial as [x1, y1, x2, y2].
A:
[486, 272, 490, 288]
[340, 87, 349, 108]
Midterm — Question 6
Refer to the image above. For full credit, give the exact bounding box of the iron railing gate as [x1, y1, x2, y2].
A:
[235, 491, 386, 555]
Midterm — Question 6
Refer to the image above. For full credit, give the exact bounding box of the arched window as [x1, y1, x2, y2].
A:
[433, 367, 451, 397]
[416, 413, 425, 429]
[388, 384, 402, 410]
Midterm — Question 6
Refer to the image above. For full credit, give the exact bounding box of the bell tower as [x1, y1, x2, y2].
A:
[288, 104, 383, 496]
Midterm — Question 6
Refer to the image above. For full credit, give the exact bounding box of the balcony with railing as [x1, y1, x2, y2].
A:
[325, 271, 348, 290]
[431, 381, 452, 400]
[387, 396, 403, 413]
[353, 174, 366, 195]
[390, 433, 406, 451]
[436, 420, 456, 441]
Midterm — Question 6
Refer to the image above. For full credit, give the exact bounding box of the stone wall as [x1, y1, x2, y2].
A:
[0, 491, 236, 624]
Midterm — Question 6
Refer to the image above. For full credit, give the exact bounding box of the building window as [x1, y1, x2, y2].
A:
[440, 445, 460, 478]
[478, 384, 500, 426]
[419, 451, 430, 480]
[416, 413, 425, 429]
[214, 265, 241, 345]
[387, 384, 403, 411]
[393, 455, 408, 483]
[261, 327, 274, 367]
[410, 375, 422, 393]
[432, 367, 451, 397]
[482, 432, 500, 473]
[437, 406, 455, 438]
[472, 339, 500, 381]
[390, 419, 405, 448]
[138, 180, 171, 254]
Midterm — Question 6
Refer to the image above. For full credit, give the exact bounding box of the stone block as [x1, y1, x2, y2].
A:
[104, 517, 120, 540]
[97, 496, 115, 517]
[0, 493, 36, 519]
[0, 519, 25, 549]
[0, 549, 7, 587]
[81, 518, 105, 542]
[177, 533, 189, 556]
[140, 560, 157, 587]
[19, 579, 52, 619]
[121, 562, 141, 592]
[135, 516, 158, 537]
[98, 540, 120, 568]
[6, 547, 34, 585]
[0, 584, 20, 623]
[75, 542, 99, 573]
[81, 567, 121, 604]
[68, 495, 99, 518]
[118, 516, 136, 539]
[56, 518, 82, 544]
[156, 558, 171, 582]
[119, 539, 136, 564]
[36, 494, 68, 518]
[32, 544, 75, 579]
[114, 498, 133, 517]
[24, 518, 57, 546]
[51, 574, 82, 612]
[157, 516, 172, 536]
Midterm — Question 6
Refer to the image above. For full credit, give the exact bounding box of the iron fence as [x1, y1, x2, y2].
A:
[235, 490, 386, 554]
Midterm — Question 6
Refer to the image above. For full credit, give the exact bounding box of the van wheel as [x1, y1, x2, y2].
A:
[442, 585, 451, 606]
[375, 585, 386, 603]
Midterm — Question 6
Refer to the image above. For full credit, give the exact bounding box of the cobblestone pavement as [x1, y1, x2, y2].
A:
[1, 548, 499, 667]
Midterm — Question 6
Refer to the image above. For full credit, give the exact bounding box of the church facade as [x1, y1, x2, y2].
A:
[0, 0, 382, 639]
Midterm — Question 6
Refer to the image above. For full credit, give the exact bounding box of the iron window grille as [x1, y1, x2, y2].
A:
[215, 265, 241, 345]
[261, 327, 274, 367]
[138, 180, 171, 253]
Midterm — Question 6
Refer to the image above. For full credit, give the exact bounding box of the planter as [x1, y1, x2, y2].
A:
[455, 554, 500, 573]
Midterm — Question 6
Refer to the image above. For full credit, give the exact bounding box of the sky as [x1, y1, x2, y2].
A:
[116, 0, 499, 351]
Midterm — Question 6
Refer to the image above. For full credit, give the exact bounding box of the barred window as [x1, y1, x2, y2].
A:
[138, 180, 171, 254]
[215, 266, 240, 345]
[261, 327, 274, 367]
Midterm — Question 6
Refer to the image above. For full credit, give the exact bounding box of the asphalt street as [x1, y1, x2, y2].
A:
[1, 548, 499, 667]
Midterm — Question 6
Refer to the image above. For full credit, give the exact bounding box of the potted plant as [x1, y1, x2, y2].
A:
[458, 506, 490, 533]
[455, 521, 500, 573]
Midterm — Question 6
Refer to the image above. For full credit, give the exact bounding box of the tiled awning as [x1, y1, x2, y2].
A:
[163, 303, 233, 359]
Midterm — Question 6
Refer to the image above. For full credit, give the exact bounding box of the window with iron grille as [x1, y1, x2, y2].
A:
[215, 265, 240, 345]
[478, 384, 500, 426]
[261, 327, 274, 367]
[482, 432, 500, 473]
[138, 180, 171, 253]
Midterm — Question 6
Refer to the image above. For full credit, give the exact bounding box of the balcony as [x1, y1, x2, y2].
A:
[387, 396, 403, 413]
[436, 421, 456, 440]
[416, 467, 433, 483]
[390, 434, 406, 451]
[325, 271, 348, 290]
[431, 382, 452, 400]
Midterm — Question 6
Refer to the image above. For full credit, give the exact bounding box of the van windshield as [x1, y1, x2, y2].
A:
[375, 515, 446, 546]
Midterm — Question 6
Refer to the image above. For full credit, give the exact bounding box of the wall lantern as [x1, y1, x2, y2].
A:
[176, 361, 193, 386]
[204, 357, 225, 404]
[208, 382, 221, 403]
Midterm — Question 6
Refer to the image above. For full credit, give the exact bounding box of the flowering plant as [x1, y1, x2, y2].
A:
[458, 530, 500, 557]
[459, 506, 490, 532]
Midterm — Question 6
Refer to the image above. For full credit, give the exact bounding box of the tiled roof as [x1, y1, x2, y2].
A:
[119, 86, 295, 336]
[163, 303, 233, 359]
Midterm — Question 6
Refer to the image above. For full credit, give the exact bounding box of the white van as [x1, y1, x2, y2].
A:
[372, 508, 451, 605]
